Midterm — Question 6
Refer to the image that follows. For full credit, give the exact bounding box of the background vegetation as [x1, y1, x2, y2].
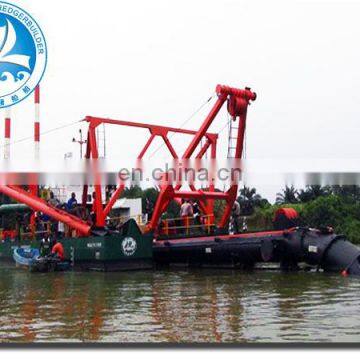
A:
[121, 184, 360, 244]
[245, 185, 360, 244]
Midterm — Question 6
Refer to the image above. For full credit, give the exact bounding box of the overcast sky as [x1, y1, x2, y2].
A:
[2, 0, 360, 200]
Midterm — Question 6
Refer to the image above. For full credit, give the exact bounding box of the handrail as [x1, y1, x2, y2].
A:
[160, 214, 215, 235]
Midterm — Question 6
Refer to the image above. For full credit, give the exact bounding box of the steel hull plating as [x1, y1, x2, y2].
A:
[1, 227, 360, 275]
[0, 220, 153, 271]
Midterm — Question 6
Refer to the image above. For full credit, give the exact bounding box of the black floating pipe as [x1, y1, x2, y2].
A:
[321, 237, 360, 275]
[276, 228, 360, 276]
[153, 227, 360, 276]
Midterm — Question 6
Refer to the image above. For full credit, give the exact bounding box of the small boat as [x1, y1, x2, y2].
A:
[13, 247, 40, 268]
[13, 247, 70, 272]
[30, 256, 70, 273]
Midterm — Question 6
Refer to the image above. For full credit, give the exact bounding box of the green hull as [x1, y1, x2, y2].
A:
[0, 219, 153, 271]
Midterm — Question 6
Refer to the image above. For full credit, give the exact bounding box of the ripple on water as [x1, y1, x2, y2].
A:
[0, 266, 360, 342]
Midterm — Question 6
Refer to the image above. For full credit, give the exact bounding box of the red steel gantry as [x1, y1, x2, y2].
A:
[0, 84, 256, 237]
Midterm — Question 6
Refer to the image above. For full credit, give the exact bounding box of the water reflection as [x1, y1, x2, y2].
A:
[0, 264, 360, 343]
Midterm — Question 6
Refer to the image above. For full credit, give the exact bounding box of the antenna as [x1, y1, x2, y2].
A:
[72, 128, 87, 159]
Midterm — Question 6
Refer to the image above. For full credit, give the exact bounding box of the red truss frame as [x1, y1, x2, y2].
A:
[0, 84, 256, 236]
[83, 84, 256, 233]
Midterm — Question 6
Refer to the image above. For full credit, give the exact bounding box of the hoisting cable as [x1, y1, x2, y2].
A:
[148, 93, 215, 158]
[0, 120, 82, 148]
[218, 112, 232, 136]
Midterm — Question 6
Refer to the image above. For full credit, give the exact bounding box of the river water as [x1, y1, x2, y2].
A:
[0, 263, 359, 343]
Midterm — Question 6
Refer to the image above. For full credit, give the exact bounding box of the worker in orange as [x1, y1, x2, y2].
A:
[51, 242, 65, 261]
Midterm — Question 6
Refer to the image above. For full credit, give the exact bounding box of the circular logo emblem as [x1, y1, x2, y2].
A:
[0, 2, 47, 108]
[121, 237, 137, 256]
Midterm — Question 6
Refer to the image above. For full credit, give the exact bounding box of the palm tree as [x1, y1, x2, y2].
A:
[276, 185, 298, 204]
[121, 185, 143, 199]
[331, 185, 360, 201]
[237, 186, 268, 215]
[297, 185, 332, 203]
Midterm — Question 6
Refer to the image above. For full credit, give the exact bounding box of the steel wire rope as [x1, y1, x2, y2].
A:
[147, 93, 215, 158]
[0, 120, 82, 148]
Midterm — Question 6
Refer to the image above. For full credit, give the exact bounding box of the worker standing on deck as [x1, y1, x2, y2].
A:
[66, 192, 82, 218]
[231, 200, 241, 234]
[192, 200, 201, 226]
[180, 199, 193, 234]
[67, 192, 78, 211]
[90, 191, 97, 225]
[48, 191, 60, 207]
[145, 198, 154, 222]
[48, 191, 60, 236]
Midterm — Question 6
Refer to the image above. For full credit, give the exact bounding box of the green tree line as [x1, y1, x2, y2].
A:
[247, 185, 360, 244]
[121, 184, 360, 244]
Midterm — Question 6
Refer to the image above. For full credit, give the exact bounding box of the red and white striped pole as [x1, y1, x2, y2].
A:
[34, 84, 40, 159]
[4, 108, 11, 159]
[30, 85, 41, 230]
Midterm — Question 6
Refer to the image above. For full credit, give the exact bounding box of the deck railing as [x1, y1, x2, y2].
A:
[159, 214, 215, 236]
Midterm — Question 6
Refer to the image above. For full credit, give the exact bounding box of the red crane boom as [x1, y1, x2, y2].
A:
[0, 185, 91, 235]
